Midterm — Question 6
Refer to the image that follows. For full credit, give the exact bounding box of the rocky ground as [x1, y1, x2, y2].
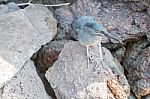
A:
[0, 0, 150, 99]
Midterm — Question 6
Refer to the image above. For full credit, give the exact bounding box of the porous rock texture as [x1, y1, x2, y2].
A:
[24, 4, 57, 39]
[102, 45, 130, 99]
[127, 46, 150, 98]
[123, 37, 150, 71]
[123, 36, 150, 98]
[0, 5, 57, 88]
[45, 41, 130, 99]
[55, 0, 150, 43]
[1, 60, 51, 99]
[32, 40, 69, 73]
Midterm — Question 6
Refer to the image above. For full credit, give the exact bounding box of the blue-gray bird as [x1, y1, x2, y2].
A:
[74, 16, 123, 67]
[77, 26, 103, 67]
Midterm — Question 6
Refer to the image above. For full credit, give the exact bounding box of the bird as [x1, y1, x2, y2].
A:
[74, 16, 123, 67]
[76, 26, 104, 67]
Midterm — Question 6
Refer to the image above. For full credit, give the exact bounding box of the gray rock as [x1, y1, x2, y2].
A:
[24, 4, 57, 39]
[125, 0, 150, 7]
[128, 93, 136, 99]
[113, 47, 126, 63]
[147, 7, 150, 16]
[127, 46, 150, 98]
[123, 37, 150, 71]
[0, 3, 19, 15]
[0, 88, 2, 98]
[0, 9, 56, 88]
[0, 4, 8, 15]
[130, 2, 146, 11]
[1, 60, 51, 99]
[143, 94, 150, 99]
[102, 47, 130, 99]
[6, 2, 20, 12]
[45, 41, 130, 99]
[0, 0, 7, 2]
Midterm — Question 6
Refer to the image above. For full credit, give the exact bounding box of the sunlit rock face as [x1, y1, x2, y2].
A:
[45, 41, 130, 99]
[0, 5, 57, 88]
[1, 60, 51, 99]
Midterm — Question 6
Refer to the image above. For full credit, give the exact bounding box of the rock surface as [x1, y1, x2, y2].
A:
[32, 40, 69, 73]
[123, 37, 150, 71]
[0, 7, 57, 88]
[127, 46, 150, 98]
[45, 41, 130, 99]
[55, 0, 150, 42]
[0, 2, 19, 15]
[102, 46, 130, 99]
[1, 60, 51, 99]
[24, 4, 57, 39]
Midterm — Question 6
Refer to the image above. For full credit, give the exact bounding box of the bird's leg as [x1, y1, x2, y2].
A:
[98, 41, 104, 67]
[86, 46, 90, 68]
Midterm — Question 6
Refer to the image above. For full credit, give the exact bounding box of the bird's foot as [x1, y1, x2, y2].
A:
[95, 58, 105, 68]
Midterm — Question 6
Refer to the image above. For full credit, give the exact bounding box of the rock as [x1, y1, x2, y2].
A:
[129, 93, 136, 99]
[125, 0, 150, 7]
[143, 94, 150, 99]
[0, 88, 1, 94]
[130, 2, 146, 11]
[1, 60, 51, 99]
[107, 87, 115, 99]
[45, 41, 112, 99]
[54, 6, 74, 40]
[0, 4, 8, 15]
[123, 37, 150, 71]
[120, 12, 150, 39]
[24, 4, 57, 38]
[6, 2, 20, 12]
[0, 0, 7, 2]
[147, 7, 150, 16]
[102, 46, 130, 99]
[0, 8, 56, 88]
[113, 47, 126, 62]
[7, 0, 28, 3]
[55, 0, 150, 42]
[45, 41, 130, 99]
[32, 40, 69, 73]
[127, 46, 150, 98]
[0, 3, 19, 15]
[32, 46, 59, 73]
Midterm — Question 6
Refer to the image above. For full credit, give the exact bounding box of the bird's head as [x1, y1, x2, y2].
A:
[84, 22, 109, 36]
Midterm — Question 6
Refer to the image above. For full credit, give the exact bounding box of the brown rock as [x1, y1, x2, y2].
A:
[32, 40, 69, 73]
